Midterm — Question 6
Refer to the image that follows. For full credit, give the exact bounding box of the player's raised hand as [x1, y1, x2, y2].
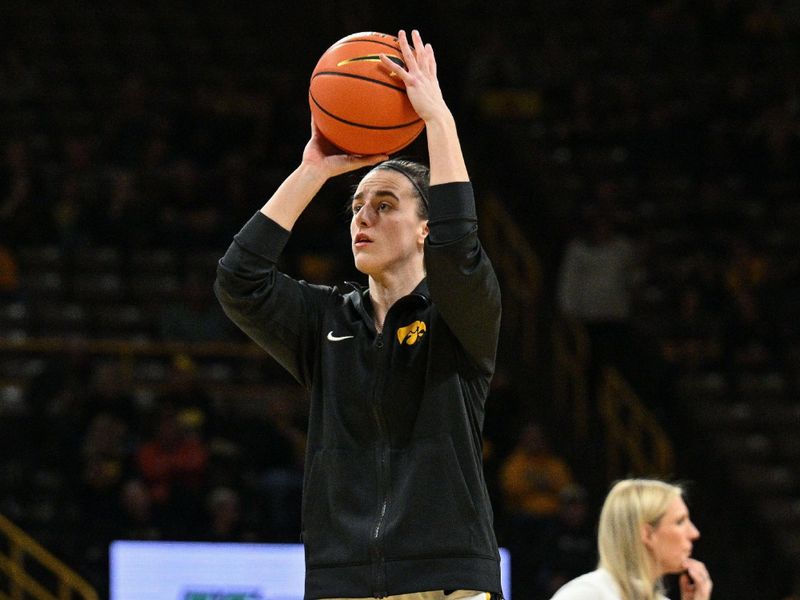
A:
[302, 118, 388, 179]
[380, 29, 447, 124]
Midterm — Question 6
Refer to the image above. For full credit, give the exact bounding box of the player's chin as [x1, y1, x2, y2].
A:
[353, 254, 380, 276]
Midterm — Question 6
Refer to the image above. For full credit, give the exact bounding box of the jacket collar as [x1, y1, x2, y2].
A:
[345, 279, 430, 301]
[345, 279, 431, 325]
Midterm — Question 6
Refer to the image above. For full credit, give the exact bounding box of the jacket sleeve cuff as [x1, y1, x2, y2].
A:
[232, 211, 292, 261]
[426, 181, 477, 244]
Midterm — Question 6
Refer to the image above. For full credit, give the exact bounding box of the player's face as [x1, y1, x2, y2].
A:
[350, 170, 428, 278]
[643, 496, 700, 576]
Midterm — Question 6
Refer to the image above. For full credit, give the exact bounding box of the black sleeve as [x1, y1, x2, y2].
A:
[424, 182, 502, 376]
[214, 211, 330, 387]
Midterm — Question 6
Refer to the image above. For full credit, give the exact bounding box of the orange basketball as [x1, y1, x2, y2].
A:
[309, 32, 425, 156]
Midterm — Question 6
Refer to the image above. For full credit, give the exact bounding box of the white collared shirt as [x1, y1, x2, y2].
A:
[550, 568, 668, 600]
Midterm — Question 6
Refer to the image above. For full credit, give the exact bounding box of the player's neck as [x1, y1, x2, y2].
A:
[368, 270, 424, 330]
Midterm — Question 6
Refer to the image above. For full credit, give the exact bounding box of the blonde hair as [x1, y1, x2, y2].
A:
[597, 479, 684, 600]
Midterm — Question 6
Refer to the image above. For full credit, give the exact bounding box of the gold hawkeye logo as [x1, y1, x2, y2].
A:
[396, 320, 426, 346]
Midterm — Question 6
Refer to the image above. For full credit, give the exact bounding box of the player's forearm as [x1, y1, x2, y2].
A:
[260, 162, 328, 230]
[425, 110, 469, 185]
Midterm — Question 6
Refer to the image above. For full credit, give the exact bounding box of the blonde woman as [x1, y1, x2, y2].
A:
[550, 479, 712, 600]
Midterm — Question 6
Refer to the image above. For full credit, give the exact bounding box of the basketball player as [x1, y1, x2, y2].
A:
[215, 29, 503, 600]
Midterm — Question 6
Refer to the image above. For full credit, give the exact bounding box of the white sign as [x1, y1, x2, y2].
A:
[110, 541, 511, 600]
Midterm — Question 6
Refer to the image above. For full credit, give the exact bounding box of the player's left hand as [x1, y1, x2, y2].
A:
[380, 29, 448, 123]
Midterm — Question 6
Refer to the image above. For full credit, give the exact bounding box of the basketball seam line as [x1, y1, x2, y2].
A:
[311, 71, 407, 93]
[336, 39, 399, 52]
[309, 92, 423, 131]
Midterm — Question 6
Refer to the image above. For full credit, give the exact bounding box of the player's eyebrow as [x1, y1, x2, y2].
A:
[352, 189, 401, 202]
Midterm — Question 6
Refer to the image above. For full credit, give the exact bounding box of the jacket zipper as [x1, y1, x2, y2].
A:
[370, 330, 389, 598]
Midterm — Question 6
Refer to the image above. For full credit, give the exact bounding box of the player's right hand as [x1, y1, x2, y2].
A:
[302, 118, 387, 179]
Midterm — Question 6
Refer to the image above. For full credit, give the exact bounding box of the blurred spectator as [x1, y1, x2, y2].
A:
[500, 422, 575, 529]
[79, 413, 133, 515]
[0, 244, 21, 299]
[82, 361, 139, 434]
[93, 168, 158, 248]
[102, 74, 159, 168]
[722, 289, 778, 374]
[481, 368, 522, 525]
[537, 484, 596, 599]
[556, 207, 638, 373]
[462, 24, 527, 118]
[51, 172, 85, 248]
[500, 422, 575, 598]
[204, 486, 253, 542]
[25, 340, 92, 418]
[46, 136, 100, 248]
[157, 158, 224, 247]
[76, 412, 134, 588]
[235, 392, 306, 540]
[154, 354, 217, 440]
[135, 404, 209, 538]
[724, 238, 768, 297]
[660, 286, 722, 368]
[744, 1, 787, 38]
[23, 342, 94, 470]
[0, 140, 51, 245]
[116, 478, 161, 541]
[260, 393, 306, 539]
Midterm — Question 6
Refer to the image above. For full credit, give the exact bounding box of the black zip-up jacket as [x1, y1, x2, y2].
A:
[215, 182, 503, 599]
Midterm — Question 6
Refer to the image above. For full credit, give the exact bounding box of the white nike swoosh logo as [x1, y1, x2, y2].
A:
[327, 331, 354, 342]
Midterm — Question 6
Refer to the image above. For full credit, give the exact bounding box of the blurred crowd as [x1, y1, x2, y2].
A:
[2, 1, 800, 598]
